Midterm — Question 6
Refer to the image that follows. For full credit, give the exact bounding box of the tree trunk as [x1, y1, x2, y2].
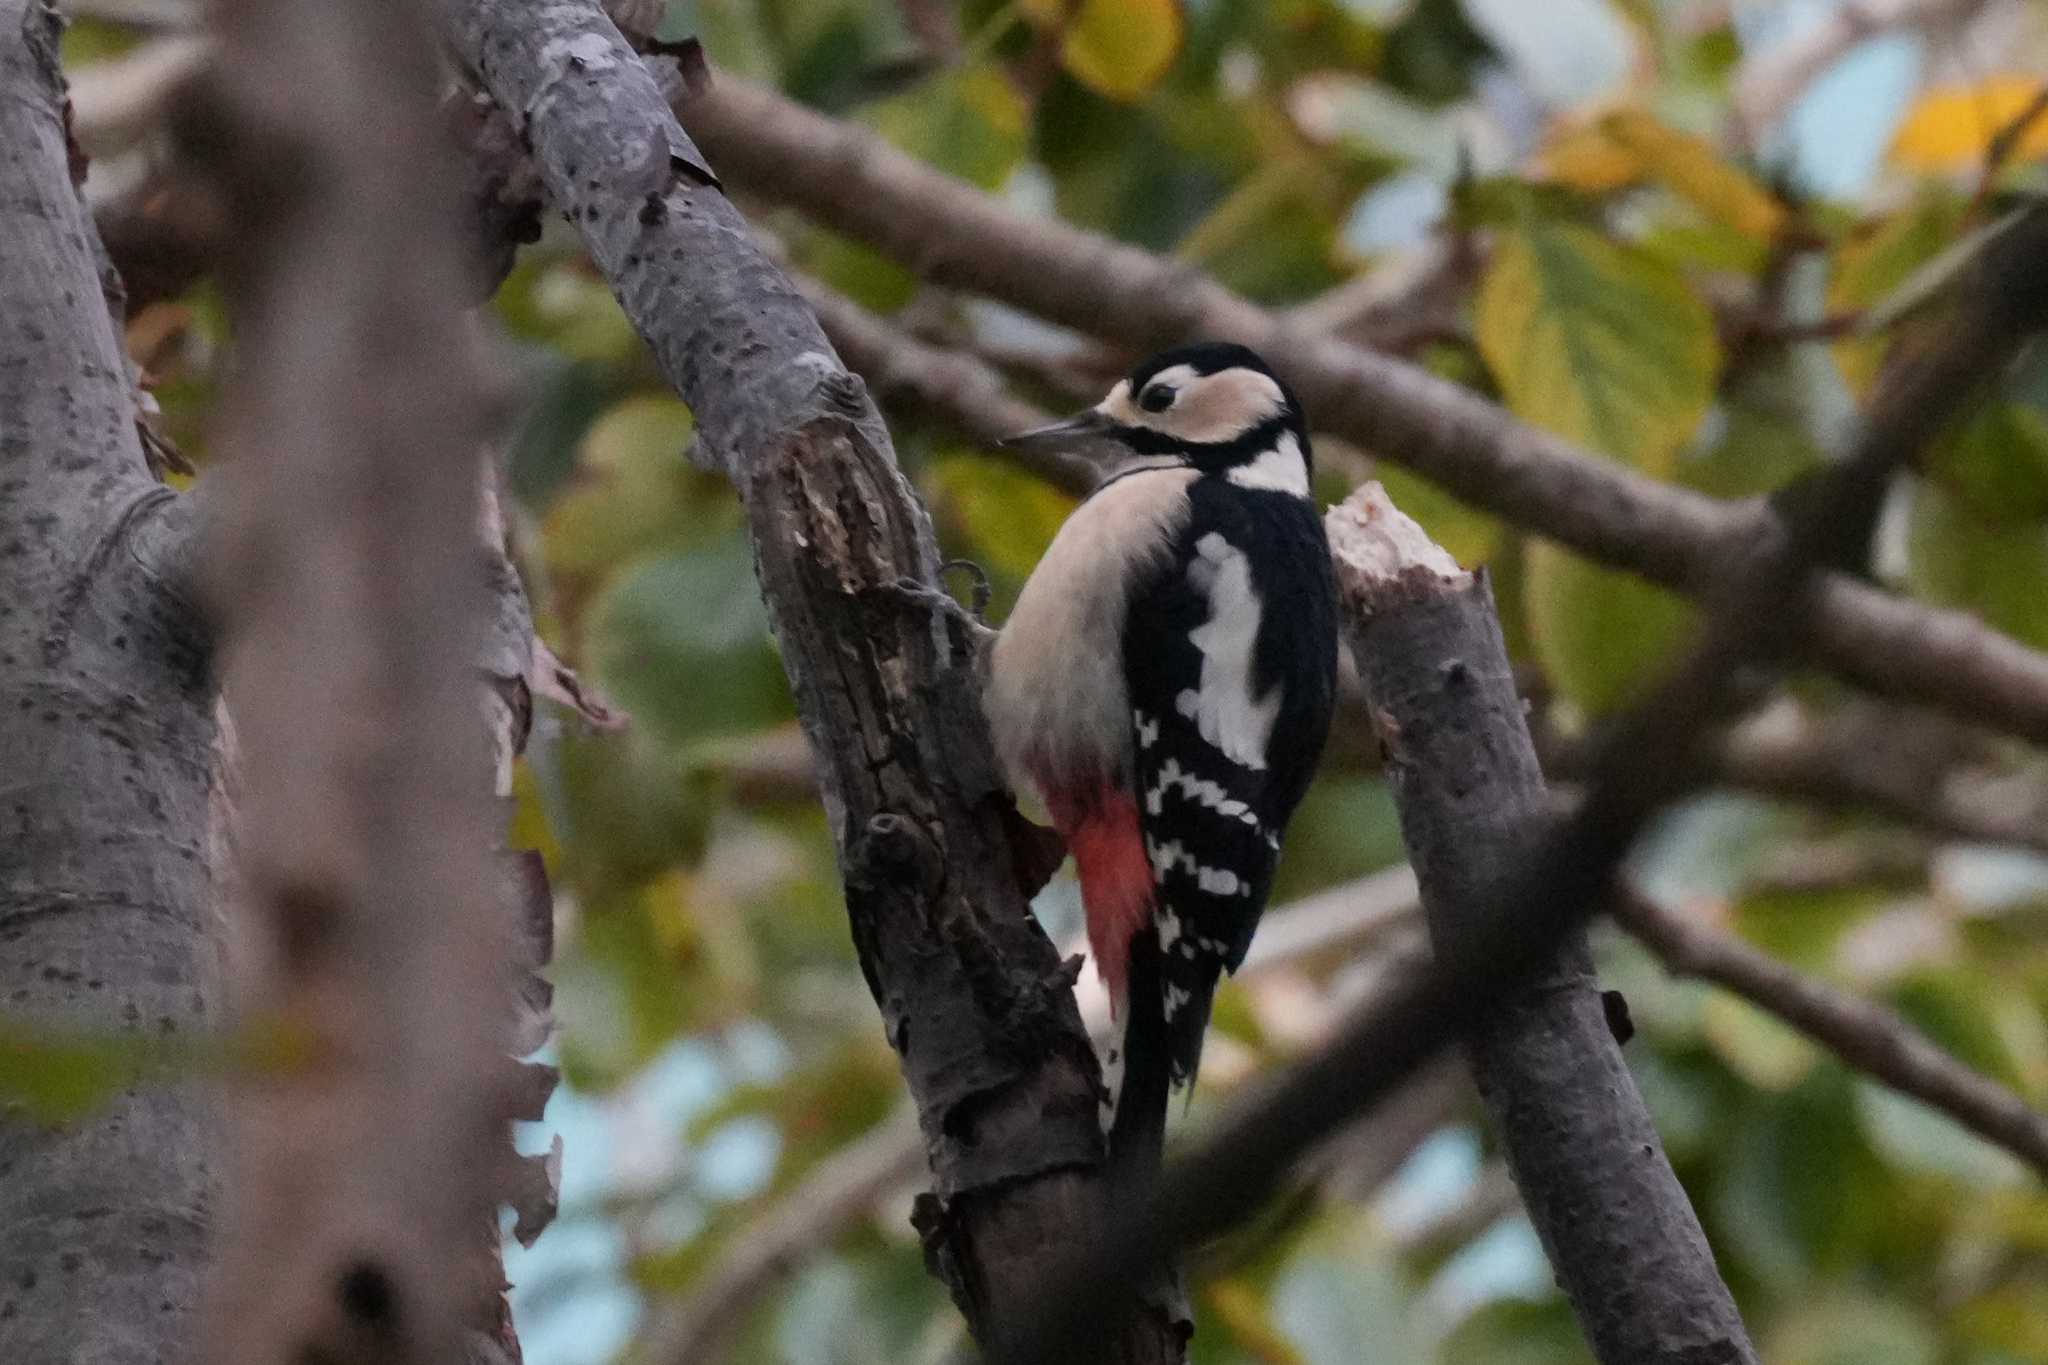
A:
[0, 4, 222, 1361]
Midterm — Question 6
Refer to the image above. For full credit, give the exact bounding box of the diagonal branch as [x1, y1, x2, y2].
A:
[1613, 885, 2048, 1174]
[679, 75, 2048, 744]
[434, 2, 1180, 1357]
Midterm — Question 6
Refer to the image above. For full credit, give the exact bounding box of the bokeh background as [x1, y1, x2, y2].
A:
[62, 0, 2048, 1361]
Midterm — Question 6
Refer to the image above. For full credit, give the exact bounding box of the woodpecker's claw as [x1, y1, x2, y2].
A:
[935, 558, 993, 622]
[879, 573, 996, 647]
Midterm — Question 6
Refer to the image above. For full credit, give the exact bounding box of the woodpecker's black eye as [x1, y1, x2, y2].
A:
[1138, 384, 1175, 413]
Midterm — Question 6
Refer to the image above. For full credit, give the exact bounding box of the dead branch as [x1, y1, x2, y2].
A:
[1333, 484, 1756, 1364]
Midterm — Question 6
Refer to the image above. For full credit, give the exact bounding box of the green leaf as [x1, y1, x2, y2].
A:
[1906, 481, 2048, 651]
[1024, 0, 1185, 102]
[1730, 884, 1892, 972]
[1711, 1073, 1892, 1282]
[587, 533, 791, 749]
[1886, 970, 2033, 1094]
[1764, 1293, 1940, 1365]
[1925, 402, 2048, 524]
[869, 65, 1028, 190]
[1476, 221, 1719, 476]
[1828, 194, 1964, 394]
[541, 395, 704, 585]
[507, 357, 622, 506]
[1680, 365, 1827, 499]
[1700, 994, 1822, 1091]
[799, 229, 919, 315]
[925, 453, 1078, 614]
[1854, 1082, 2028, 1188]
[1372, 463, 1503, 567]
[1437, 1298, 1594, 1365]
[1524, 541, 1697, 716]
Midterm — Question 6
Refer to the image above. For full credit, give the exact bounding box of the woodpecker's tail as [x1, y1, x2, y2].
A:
[1110, 935, 1224, 1186]
[1108, 933, 1173, 1181]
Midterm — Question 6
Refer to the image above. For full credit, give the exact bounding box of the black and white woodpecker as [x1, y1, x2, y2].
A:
[986, 341, 1338, 1172]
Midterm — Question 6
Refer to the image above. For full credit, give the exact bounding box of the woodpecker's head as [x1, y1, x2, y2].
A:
[1005, 342, 1312, 493]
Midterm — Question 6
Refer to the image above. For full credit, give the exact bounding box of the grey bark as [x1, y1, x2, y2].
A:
[0, 4, 223, 1363]
[1329, 487, 1759, 1365]
[437, 4, 1182, 1358]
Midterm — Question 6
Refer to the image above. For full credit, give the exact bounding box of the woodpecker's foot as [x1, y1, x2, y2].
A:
[881, 573, 996, 647]
[934, 558, 993, 622]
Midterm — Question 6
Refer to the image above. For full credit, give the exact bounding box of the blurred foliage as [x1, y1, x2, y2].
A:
[55, 0, 2048, 1362]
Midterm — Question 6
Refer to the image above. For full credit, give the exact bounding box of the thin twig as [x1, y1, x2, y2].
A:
[1970, 79, 2048, 215]
[1613, 886, 2048, 1173]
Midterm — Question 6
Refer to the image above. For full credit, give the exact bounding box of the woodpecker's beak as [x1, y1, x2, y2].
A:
[1001, 407, 1116, 452]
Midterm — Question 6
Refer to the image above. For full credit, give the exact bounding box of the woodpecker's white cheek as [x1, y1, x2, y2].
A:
[986, 468, 1198, 794]
[1175, 532, 1282, 770]
[1156, 369, 1286, 444]
[1225, 431, 1310, 497]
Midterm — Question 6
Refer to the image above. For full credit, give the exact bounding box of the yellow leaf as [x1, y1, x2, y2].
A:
[1826, 195, 1963, 395]
[1022, 0, 1183, 102]
[1543, 119, 1643, 192]
[1597, 111, 1785, 240]
[1475, 220, 1719, 475]
[1542, 110, 1785, 239]
[1524, 540, 1696, 717]
[1891, 77, 2048, 171]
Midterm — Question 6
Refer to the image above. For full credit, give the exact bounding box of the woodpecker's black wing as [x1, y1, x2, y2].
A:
[1119, 478, 1337, 1093]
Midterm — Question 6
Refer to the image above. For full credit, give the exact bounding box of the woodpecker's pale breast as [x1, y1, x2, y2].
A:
[986, 464, 1198, 798]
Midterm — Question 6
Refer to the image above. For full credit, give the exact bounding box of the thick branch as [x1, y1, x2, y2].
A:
[1333, 485, 1755, 1364]
[681, 76, 2048, 742]
[1546, 696, 2048, 856]
[437, 3, 1178, 1357]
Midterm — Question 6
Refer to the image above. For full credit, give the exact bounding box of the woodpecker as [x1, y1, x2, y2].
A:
[986, 342, 1337, 1173]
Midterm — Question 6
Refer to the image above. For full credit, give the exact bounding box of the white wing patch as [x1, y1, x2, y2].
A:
[1225, 431, 1311, 497]
[1176, 532, 1283, 770]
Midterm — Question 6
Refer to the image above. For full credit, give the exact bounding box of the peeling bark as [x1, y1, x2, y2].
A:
[437, 3, 1182, 1356]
